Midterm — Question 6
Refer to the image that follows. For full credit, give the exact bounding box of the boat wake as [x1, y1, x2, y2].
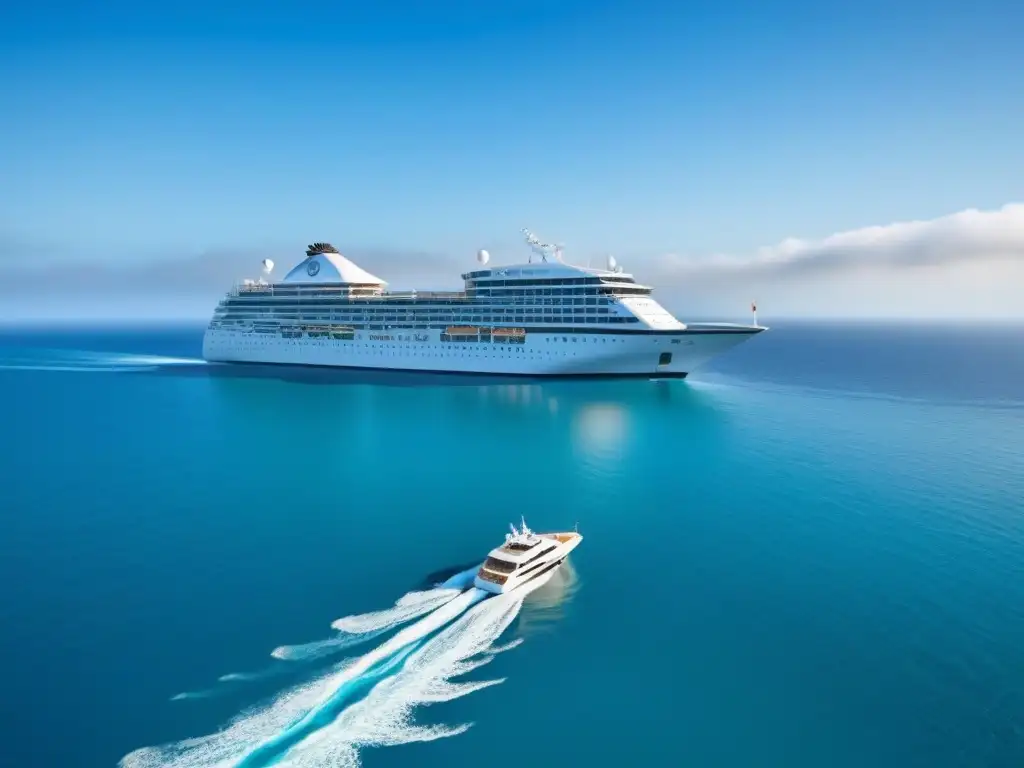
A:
[169, 690, 219, 703]
[0, 348, 205, 373]
[271, 590, 533, 768]
[169, 665, 302, 702]
[170, 567, 482, 701]
[124, 567, 553, 768]
[273, 566, 479, 661]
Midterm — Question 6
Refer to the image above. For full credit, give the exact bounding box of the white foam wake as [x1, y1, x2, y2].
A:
[119, 565, 546, 768]
[0, 349, 205, 373]
[332, 564, 480, 635]
[274, 566, 480, 662]
[169, 691, 218, 702]
[346, 587, 489, 675]
[329, 589, 463, 634]
[275, 572, 555, 768]
[121, 588, 487, 768]
[264, 588, 489, 740]
[108, 354, 203, 366]
[169, 664, 301, 702]
[123, 656, 360, 768]
[271, 627, 389, 663]
[217, 673, 259, 683]
[168, 569, 482, 704]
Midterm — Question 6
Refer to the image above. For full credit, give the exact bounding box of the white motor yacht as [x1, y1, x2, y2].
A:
[474, 518, 583, 595]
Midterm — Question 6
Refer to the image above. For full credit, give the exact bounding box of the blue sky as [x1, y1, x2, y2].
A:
[2, 0, 1023, 319]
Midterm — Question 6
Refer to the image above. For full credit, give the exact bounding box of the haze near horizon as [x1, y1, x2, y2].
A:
[2, 1, 1022, 321]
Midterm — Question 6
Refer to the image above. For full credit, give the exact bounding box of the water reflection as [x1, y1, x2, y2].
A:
[573, 403, 629, 463]
[201, 372, 731, 445]
[515, 559, 582, 638]
[148, 362, 580, 389]
[198, 370, 735, 492]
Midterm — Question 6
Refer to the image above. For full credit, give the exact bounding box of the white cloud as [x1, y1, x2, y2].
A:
[646, 203, 1024, 319]
[660, 203, 1024, 274]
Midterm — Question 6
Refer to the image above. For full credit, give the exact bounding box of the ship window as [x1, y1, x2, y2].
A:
[518, 543, 556, 566]
[517, 557, 556, 579]
[659, 352, 672, 365]
[483, 556, 517, 574]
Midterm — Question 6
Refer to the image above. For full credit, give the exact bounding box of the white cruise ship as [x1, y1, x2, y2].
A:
[202, 230, 765, 377]
[474, 518, 583, 595]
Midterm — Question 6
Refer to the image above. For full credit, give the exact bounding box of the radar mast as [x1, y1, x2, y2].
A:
[522, 228, 564, 263]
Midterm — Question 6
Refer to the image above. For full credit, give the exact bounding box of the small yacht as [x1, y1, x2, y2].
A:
[474, 518, 583, 595]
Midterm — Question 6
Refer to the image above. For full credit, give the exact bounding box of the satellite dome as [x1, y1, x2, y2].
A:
[606, 255, 617, 270]
[477, 249, 490, 264]
[262, 258, 275, 273]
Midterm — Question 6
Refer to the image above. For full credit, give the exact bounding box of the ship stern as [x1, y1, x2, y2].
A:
[473, 573, 509, 595]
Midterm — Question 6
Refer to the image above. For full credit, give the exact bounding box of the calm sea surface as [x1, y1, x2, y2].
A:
[1, 321, 1022, 767]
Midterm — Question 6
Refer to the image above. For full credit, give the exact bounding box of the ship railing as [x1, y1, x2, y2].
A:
[229, 284, 471, 300]
[383, 290, 468, 300]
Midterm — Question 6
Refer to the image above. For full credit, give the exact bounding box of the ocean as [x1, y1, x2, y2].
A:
[1, 321, 1022, 768]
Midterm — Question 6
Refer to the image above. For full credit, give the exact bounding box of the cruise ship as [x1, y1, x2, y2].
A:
[202, 230, 766, 377]
[474, 519, 583, 595]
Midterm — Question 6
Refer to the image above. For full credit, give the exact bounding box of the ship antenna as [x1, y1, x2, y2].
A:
[522, 228, 563, 264]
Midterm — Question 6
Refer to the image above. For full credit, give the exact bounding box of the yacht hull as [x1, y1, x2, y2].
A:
[474, 533, 582, 595]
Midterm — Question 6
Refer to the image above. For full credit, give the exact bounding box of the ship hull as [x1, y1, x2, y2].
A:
[201, 326, 761, 377]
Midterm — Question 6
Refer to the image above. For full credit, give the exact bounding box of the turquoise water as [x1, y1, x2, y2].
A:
[2, 322, 1023, 767]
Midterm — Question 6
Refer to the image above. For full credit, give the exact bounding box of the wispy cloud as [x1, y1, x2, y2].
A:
[644, 204, 1024, 319]
[657, 203, 1024, 277]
